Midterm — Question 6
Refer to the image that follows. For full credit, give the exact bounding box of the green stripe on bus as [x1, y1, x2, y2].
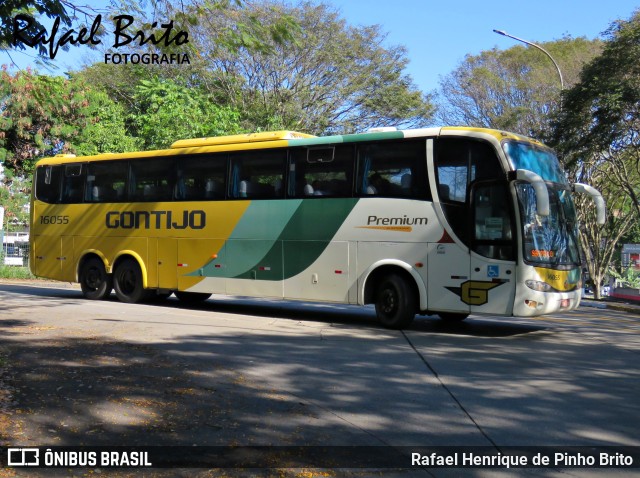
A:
[288, 130, 405, 147]
[188, 200, 302, 278]
[288, 136, 345, 147]
[341, 131, 404, 142]
[194, 198, 358, 281]
[228, 199, 302, 239]
[235, 198, 359, 280]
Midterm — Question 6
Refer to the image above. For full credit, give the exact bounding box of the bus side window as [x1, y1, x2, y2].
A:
[130, 157, 175, 202]
[61, 164, 85, 203]
[85, 161, 129, 203]
[178, 154, 227, 201]
[435, 138, 504, 201]
[434, 138, 505, 244]
[229, 150, 286, 199]
[35, 166, 63, 204]
[289, 145, 354, 198]
[356, 140, 429, 199]
[471, 181, 515, 260]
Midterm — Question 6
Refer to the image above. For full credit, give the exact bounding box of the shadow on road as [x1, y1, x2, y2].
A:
[1, 282, 639, 478]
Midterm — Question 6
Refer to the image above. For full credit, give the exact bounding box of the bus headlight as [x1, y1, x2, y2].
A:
[525, 280, 554, 292]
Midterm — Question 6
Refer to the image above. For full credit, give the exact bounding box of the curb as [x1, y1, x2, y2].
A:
[581, 300, 640, 314]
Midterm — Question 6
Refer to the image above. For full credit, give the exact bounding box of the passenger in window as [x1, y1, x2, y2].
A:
[303, 182, 314, 196]
[367, 173, 390, 195]
[312, 180, 328, 196]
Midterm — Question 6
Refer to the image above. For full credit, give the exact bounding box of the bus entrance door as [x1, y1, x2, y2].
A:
[468, 180, 516, 316]
[469, 255, 515, 316]
[427, 242, 470, 315]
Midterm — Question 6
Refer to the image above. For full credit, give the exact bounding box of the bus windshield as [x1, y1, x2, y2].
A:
[516, 183, 581, 266]
[503, 141, 568, 185]
[504, 140, 580, 266]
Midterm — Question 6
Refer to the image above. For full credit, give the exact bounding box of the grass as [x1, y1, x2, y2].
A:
[0, 264, 36, 280]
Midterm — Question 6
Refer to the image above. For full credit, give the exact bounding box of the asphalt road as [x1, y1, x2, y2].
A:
[1, 280, 639, 477]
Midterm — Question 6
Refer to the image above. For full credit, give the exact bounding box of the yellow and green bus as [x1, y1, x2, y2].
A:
[29, 127, 605, 328]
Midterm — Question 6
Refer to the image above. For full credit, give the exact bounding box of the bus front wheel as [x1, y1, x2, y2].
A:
[375, 273, 416, 329]
[79, 257, 112, 300]
[113, 258, 149, 304]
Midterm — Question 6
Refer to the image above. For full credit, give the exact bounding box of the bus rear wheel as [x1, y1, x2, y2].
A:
[79, 257, 112, 300]
[375, 273, 416, 329]
[113, 258, 149, 304]
[175, 291, 211, 303]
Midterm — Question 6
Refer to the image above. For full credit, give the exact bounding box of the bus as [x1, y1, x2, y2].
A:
[29, 127, 606, 329]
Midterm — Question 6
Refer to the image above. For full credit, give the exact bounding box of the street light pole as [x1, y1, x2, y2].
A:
[493, 29, 565, 90]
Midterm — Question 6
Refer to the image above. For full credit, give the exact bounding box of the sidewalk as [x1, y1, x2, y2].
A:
[580, 297, 640, 314]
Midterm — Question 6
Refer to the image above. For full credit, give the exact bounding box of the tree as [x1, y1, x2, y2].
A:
[73, 85, 141, 155]
[129, 77, 243, 150]
[77, 1, 430, 135]
[570, 156, 638, 298]
[0, 68, 137, 177]
[1, 0, 109, 69]
[0, 170, 30, 229]
[190, 1, 433, 134]
[1, 1, 75, 51]
[550, 9, 640, 298]
[435, 37, 601, 138]
[554, 10, 640, 162]
[3, 1, 297, 68]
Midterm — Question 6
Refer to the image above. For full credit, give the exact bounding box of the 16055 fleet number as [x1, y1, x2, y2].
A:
[40, 215, 70, 225]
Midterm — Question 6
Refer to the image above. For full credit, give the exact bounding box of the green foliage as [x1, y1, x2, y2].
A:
[552, 9, 640, 163]
[76, 1, 429, 136]
[569, 157, 637, 299]
[619, 218, 640, 246]
[129, 77, 243, 149]
[2, 0, 297, 75]
[213, 2, 301, 54]
[609, 267, 640, 289]
[75, 63, 156, 113]
[0, 264, 35, 279]
[0, 69, 138, 177]
[0, 1, 118, 70]
[73, 87, 142, 155]
[548, 10, 640, 299]
[114, 0, 299, 57]
[0, 173, 30, 229]
[191, 1, 433, 134]
[436, 37, 602, 138]
[0, 1, 72, 51]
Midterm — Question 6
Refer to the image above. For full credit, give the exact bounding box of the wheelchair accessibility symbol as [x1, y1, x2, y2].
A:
[487, 265, 500, 278]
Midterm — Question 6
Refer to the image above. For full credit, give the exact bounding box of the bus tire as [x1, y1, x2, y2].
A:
[375, 273, 416, 329]
[113, 258, 148, 304]
[175, 291, 211, 303]
[438, 312, 469, 322]
[79, 257, 112, 300]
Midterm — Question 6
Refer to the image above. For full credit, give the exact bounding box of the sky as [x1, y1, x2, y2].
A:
[0, 0, 638, 94]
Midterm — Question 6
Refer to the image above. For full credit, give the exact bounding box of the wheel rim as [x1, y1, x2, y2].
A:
[118, 268, 137, 295]
[85, 266, 102, 291]
[380, 285, 398, 317]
